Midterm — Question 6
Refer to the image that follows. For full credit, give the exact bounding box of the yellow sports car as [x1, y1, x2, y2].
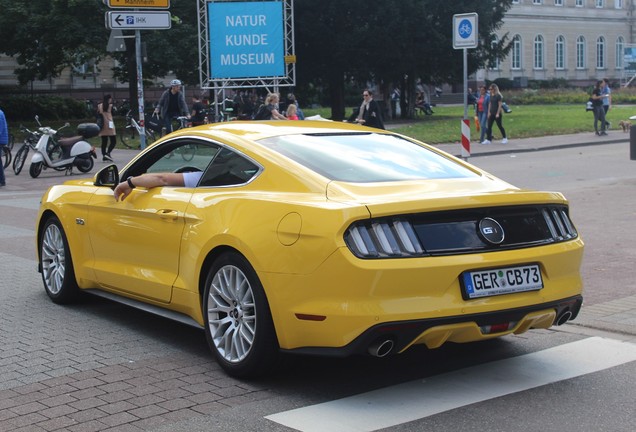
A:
[36, 121, 583, 377]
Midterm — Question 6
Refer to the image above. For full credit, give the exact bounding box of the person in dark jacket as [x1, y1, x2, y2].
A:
[153, 79, 189, 135]
[355, 89, 385, 129]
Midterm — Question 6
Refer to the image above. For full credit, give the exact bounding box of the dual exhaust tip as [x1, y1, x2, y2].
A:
[368, 309, 574, 357]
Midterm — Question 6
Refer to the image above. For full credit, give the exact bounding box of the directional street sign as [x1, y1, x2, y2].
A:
[106, 11, 172, 30]
[106, 0, 170, 9]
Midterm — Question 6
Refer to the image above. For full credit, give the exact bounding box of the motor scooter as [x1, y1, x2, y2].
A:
[29, 116, 98, 178]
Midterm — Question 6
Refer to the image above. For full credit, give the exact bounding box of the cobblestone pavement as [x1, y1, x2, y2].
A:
[1, 133, 635, 431]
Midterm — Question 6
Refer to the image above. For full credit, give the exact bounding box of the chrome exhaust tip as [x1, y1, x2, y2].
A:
[556, 310, 573, 326]
[368, 339, 395, 358]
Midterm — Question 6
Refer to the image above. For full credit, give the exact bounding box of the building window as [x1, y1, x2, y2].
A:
[534, 35, 544, 69]
[489, 38, 500, 70]
[615, 0, 623, 8]
[512, 35, 522, 70]
[555, 35, 566, 69]
[555, 0, 563, 5]
[596, 0, 604, 7]
[576, 0, 584, 6]
[616, 36, 625, 69]
[533, 0, 543, 4]
[576, 36, 586, 69]
[597, 36, 606, 69]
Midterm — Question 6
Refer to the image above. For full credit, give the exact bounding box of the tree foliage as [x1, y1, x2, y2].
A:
[294, 0, 513, 118]
[0, 0, 107, 84]
[0, 0, 512, 120]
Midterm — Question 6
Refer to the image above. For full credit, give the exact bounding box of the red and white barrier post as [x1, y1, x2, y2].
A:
[461, 118, 470, 159]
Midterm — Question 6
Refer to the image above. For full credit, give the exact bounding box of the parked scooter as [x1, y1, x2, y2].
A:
[29, 116, 98, 178]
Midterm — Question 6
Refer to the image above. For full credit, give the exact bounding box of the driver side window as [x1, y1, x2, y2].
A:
[145, 140, 220, 176]
[199, 147, 261, 187]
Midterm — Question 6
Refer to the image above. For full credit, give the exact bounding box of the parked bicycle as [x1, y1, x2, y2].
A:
[12, 126, 42, 175]
[119, 110, 158, 149]
[164, 116, 196, 161]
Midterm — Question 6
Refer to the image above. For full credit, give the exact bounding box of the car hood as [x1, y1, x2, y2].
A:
[326, 177, 568, 217]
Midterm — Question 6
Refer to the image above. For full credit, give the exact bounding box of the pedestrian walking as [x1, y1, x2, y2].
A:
[601, 77, 611, 129]
[97, 94, 116, 162]
[484, 83, 507, 144]
[591, 80, 607, 136]
[477, 86, 490, 144]
[355, 89, 385, 129]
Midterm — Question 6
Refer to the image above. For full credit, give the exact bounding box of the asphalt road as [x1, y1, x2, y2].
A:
[0, 140, 634, 432]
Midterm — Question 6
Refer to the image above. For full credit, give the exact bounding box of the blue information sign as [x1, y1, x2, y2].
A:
[209, 1, 285, 79]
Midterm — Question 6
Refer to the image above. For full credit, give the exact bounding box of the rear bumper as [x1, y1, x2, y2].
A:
[281, 295, 582, 357]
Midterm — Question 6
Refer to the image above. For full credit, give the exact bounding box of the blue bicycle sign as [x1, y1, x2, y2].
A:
[458, 19, 472, 39]
[453, 13, 478, 49]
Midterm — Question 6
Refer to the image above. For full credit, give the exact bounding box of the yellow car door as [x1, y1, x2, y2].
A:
[86, 185, 192, 303]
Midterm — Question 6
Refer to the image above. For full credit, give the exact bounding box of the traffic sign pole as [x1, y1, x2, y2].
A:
[453, 13, 478, 160]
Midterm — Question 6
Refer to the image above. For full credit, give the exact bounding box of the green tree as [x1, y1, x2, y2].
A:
[0, 0, 107, 84]
[294, 0, 513, 120]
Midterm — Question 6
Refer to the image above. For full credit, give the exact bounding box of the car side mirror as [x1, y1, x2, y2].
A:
[94, 164, 119, 188]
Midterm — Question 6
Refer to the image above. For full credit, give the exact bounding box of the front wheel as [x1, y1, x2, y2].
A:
[29, 161, 43, 178]
[203, 252, 279, 378]
[13, 144, 29, 175]
[39, 216, 79, 303]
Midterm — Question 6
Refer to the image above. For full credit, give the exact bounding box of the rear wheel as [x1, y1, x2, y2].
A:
[13, 144, 29, 175]
[203, 252, 279, 378]
[76, 155, 94, 173]
[29, 161, 43, 178]
[39, 216, 79, 304]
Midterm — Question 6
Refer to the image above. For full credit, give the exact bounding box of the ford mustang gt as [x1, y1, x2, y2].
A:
[36, 121, 584, 377]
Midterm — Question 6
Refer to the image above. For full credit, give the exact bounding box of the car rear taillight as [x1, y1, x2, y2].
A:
[345, 220, 424, 258]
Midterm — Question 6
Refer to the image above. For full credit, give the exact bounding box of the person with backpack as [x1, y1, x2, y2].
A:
[254, 93, 287, 120]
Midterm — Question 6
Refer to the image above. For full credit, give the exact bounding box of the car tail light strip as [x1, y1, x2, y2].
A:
[345, 205, 578, 259]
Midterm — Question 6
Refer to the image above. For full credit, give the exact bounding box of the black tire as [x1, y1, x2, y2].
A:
[203, 252, 279, 378]
[29, 161, 43, 178]
[1, 146, 11, 169]
[76, 155, 94, 173]
[13, 144, 29, 175]
[39, 216, 79, 304]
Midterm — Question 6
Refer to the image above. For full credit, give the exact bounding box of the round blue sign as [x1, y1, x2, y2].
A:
[458, 19, 472, 39]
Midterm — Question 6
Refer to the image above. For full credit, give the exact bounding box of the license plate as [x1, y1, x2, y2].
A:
[461, 264, 543, 299]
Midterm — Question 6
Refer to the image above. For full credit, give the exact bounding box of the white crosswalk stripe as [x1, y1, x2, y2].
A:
[266, 337, 636, 432]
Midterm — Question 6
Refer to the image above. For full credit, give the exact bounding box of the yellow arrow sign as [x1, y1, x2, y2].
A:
[108, 0, 170, 9]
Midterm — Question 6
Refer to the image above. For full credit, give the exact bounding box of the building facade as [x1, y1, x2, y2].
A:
[477, 0, 636, 86]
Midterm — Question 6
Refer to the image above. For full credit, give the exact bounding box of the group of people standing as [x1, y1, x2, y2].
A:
[590, 78, 611, 136]
[474, 83, 508, 145]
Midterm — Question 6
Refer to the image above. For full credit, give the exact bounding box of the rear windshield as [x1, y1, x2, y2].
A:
[258, 132, 479, 182]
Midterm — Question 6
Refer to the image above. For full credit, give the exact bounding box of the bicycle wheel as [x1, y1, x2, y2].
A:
[119, 126, 137, 149]
[1, 146, 11, 169]
[13, 144, 29, 175]
[180, 143, 196, 161]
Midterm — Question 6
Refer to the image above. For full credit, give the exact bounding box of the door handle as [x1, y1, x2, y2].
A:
[157, 209, 179, 221]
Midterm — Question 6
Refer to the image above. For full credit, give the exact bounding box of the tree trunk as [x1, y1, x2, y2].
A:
[328, 69, 345, 121]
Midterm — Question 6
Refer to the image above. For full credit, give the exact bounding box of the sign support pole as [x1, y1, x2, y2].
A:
[136, 29, 147, 149]
[461, 47, 471, 160]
